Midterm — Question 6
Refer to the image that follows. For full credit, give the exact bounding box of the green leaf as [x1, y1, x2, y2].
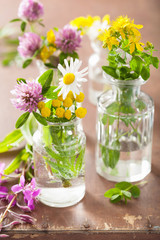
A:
[17, 78, 26, 84]
[101, 140, 120, 169]
[4, 149, 26, 175]
[75, 148, 85, 172]
[151, 56, 159, 69]
[59, 52, 68, 65]
[102, 66, 119, 79]
[122, 190, 132, 199]
[45, 146, 64, 161]
[53, 27, 59, 32]
[22, 59, 32, 68]
[110, 194, 122, 203]
[115, 181, 132, 190]
[130, 185, 140, 198]
[0, 129, 24, 153]
[141, 66, 150, 80]
[120, 103, 135, 114]
[43, 86, 58, 99]
[46, 159, 73, 179]
[135, 99, 146, 111]
[108, 141, 120, 169]
[21, 21, 26, 32]
[44, 63, 55, 68]
[130, 56, 143, 74]
[32, 112, 47, 126]
[15, 112, 30, 129]
[106, 102, 119, 114]
[104, 188, 121, 198]
[10, 18, 21, 22]
[38, 69, 53, 90]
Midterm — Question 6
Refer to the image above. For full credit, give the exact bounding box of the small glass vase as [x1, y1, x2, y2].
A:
[96, 76, 154, 182]
[88, 40, 111, 105]
[33, 119, 86, 207]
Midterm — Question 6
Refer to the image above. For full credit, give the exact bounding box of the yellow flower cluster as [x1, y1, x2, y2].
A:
[70, 15, 110, 35]
[40, 29, 56, 62]
[70, 15, 99, 33]
[37, 90, 86, 121]
[101, 15, 144, 54]
[38, 101, 51, 118]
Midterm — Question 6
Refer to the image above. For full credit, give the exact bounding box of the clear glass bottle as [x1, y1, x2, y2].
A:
[96, 76, 154, 182]
[33, 119, 86, 207]
[88, 40, 111, 105]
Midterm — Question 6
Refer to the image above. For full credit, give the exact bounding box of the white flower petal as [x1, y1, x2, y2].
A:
[58, 64, 66, 76]
[64, 59, 70, 71]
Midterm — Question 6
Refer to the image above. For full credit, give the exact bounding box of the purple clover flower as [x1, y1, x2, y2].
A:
[55, 25, 82, 53]
[11, 80, 45, 113]
[11, 176, 40, 211]
[18, 0, 44, 22]
[0, 163, 5, 183]
[18, 32, 41, 58]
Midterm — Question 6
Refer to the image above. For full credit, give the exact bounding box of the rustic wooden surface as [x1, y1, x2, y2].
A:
[0, 0, 160, 239]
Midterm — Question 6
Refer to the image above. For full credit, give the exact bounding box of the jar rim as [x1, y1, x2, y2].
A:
[103, 72, 147, 87]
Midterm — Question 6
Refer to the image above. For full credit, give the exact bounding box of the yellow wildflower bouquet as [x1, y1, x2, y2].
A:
[100, 15, 159, 80]
[70, 15, 110, 42]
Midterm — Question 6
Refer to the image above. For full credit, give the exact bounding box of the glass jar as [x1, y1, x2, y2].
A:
[33, 119, 86, 207]
[88, 40, 111, 105]
[96, 76, 154, 182]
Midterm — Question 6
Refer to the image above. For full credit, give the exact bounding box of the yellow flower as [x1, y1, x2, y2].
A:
[48, 46, 56, 54]
[64, 109, 72, 120]
[41, 107, 51, 118]
[75, 107, 87, 118]
[67, 91, 75, 100]
[75, 92, 85, 102]
[55, 107, 65, 118]
[111, 15, 143, 40]
[63, 97, 73, 108]
[103, 29, 119, 50]
[102, 14, 110, 24]
[70, 15, 100, 34]
[129, 35, 144, 54]
[58, 93, 64, 101]
[40, 46, 50, 62]
[47, 29, 56, 45]
[52, 99, 61, 108]
[63, 73, 75, 85]
[37, 101, 45, 110]
[40, 46, 56, 63]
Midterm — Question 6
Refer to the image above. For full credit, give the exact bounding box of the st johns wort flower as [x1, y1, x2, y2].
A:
[11, 175, 40, 211]
[55, 25, 82, 53]
[18, 0, 44, 22]
[18, 32, 41, 58]
[11, 80, 45, 113]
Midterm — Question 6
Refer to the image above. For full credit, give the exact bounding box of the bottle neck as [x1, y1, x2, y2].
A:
[112, 84, 141, 103]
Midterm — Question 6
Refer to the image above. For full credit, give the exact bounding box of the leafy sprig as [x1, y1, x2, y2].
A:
[104, 181, 146, 204]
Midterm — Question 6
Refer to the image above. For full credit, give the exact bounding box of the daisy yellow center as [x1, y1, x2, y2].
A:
[63, 73, 75, 85]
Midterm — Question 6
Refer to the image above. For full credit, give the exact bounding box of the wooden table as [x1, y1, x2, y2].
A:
[0, 0, 160, 239]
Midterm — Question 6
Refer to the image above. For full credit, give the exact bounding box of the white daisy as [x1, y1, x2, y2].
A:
[55, 58, 88, 99]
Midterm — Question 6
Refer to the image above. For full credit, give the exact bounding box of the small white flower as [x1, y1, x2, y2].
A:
[55, 58, 88, 99]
